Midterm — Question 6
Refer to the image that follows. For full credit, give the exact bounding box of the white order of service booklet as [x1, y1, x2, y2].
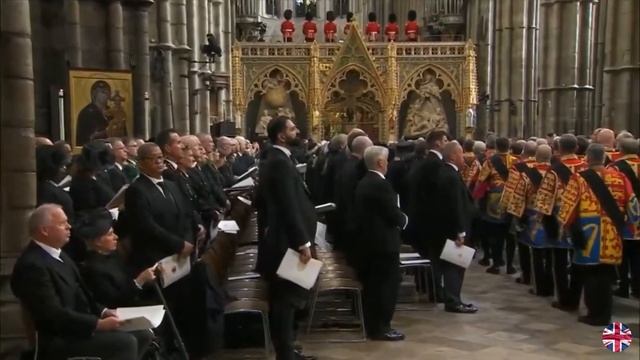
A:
[276, 248, 323, 290]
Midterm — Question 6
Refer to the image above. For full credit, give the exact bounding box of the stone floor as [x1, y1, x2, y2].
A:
[221, 261, 640, 359]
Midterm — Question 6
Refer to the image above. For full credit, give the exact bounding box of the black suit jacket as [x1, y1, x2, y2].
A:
[37, 180, 75, 223]
[81, 251, 142, 308]
[69, 175, 115, 213]
[354, 172, 406, 253]
[199, 163, 229, 207]
[231, 153, 256, 176]
[106, 165, 129, 193]
[334, 156, 367, 238]
[255, 147, 317, 277]
[11, 242, 103, 341]
[407, 151, 445, 249]
[430, 164, 474, 253]
[123, 175, 189, 271]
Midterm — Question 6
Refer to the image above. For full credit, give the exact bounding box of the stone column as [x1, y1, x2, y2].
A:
[538, 0, 597, 134]
[132, 1, 154, 138]
[198, 0, 211, 129]
[212, 0, 223, 73]
[187, 0, 201, 133]
[108, 0, 126, 69]
[601, 0, 639, 134]
[466, 0, 495, 137]
[157, 0, 175, 131]
[492, 0, 538, 137]
[0, 0, 37, 354]
[65, 0, 82, 67]
[173, 0, 191, 134]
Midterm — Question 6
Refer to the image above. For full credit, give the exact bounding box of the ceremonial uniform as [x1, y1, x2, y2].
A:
[461, 152, 481, 191]
[474, 152, 518, 268]
[501, 157, 537, 279]
[281, 20, 295, 42]
[384, 22, 399, 42]
[508, 162, 553, 294]
[604, 148, 622, 165]
[558, 167, 639, 323]
[324, 21, 337, 42]
[404, 20, 419, 41]
[535, 154, 587, 307]
[365, 21, 381, 41]
[608, 154, 640, 296]
[302, 20, 317, 42]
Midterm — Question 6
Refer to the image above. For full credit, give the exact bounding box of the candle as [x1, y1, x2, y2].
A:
[144, 91, 150, 140]
[58, 89, 65, 141]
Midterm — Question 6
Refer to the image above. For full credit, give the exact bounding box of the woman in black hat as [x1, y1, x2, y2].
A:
[78, 208, 157, 308]
[69, 140, 116, 213]
[36, 145, 75, 222]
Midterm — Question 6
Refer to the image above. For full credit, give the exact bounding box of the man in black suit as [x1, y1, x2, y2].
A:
[106, 138, 130, 193]
[334, 135, 373, 265]
[432, 142, 478, 313]
[123, 142, 194, 272]
[11, 204, 151, 360]
[354, 145, 408, 341]
[255, 116, 317, 360]
[408, 130, 449, 300]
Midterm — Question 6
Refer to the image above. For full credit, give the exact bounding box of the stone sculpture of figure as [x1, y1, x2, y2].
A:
[105, 90, 128, 138]
[256, 109, 272, 136]
[404, 74, 448, 136]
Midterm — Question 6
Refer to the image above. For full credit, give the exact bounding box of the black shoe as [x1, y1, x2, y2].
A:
[370, 329, 405, 341]
[551, 301, 578, 312]
[445, 303, 478, 313]
[613, 287, 629, 298]
[294, 349, 317, 360]
[506, 266, 517, 275]
[486, 266, 500, 274]
[578, 315, 610, 327]
[516, 277, 530, 285]
[478, 258, 491, 266]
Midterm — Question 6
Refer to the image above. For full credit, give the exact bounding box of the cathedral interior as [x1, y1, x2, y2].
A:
[1, 0, 639, 359]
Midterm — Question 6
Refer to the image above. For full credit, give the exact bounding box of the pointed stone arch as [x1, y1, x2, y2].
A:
[246, 65, 307, 103]
[400, 64, 462, 110]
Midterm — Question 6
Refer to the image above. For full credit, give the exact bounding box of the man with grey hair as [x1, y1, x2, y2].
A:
[11, 204, 152, 359]
[334, 136, 374, 261]
[607, 137, 640, 298]
[507, 144, 554, 296]
[595, 128, 620, 164]
[535, 133, 588, 311]
[354, 145, 407, 341]
[557, 143, 639, 325]
[432, 141, 477, 313]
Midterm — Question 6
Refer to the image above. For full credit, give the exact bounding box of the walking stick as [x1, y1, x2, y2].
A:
[152, 278, 189, 360]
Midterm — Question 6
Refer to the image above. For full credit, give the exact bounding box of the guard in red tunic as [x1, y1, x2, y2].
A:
[281, 9, 295, 42]
[365, 12, 380, 42]
[302, 12, 317, 42]
[343, 11, 354, 36]
[324, 10, 337, 42]
[405, 10, 419, 41]
[385, 13, 399, 42]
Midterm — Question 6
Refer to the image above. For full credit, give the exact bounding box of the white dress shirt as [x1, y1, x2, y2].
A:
[34, 240, 63, 262]
[142, 173, 166, 197]
[430, 149, 443, 160]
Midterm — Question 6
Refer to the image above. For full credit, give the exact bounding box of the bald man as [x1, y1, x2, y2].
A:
[595, 128, 621, 164]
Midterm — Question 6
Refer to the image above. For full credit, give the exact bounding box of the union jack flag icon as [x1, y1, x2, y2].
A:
[602, 322, 632, 352]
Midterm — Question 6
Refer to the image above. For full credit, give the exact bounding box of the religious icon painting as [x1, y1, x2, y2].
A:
[68, 69, 133, 150]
